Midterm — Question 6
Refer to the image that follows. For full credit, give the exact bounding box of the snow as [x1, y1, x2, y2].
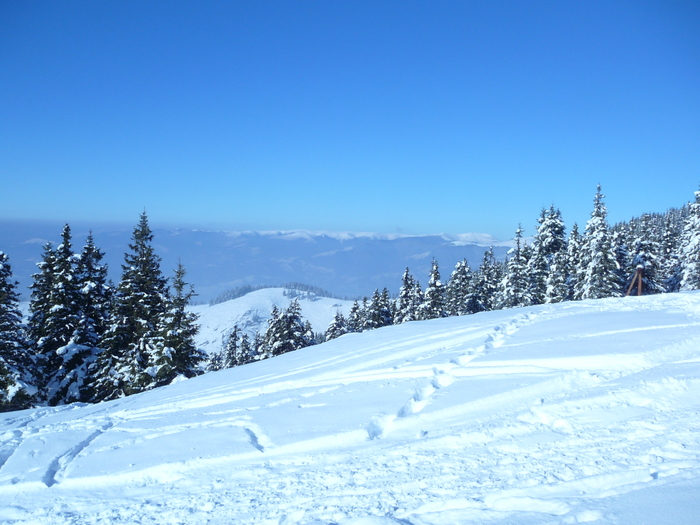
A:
[190, 288, 355, 353]
[1, 292, 700, 524]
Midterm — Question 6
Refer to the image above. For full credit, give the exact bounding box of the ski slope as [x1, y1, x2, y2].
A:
[1, 293, 699, 524]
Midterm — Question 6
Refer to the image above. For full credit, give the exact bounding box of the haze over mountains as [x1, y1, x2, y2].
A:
[0, 220, 511, 301]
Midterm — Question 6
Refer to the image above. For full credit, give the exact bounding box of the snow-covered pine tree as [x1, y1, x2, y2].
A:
[576, 185, 622, 300]
[472, 247, 502, 312]
[221, 325, 241, 368]
[207, 350, 224, 372]
[346, 300, 363, 333]
[496, 226, 531, 309]
[264, 300, 314, 357]
[72, 233, 113, 402]
[567, 223, 583, 300]
[531, 206, 567, 305]
[0, 252, 34, 411]
[325, 310, 348, 341]
[611, 229, 632, 291]
[28, 225, 88, 405]
[395, 268, 417, 324]
[419, 260, 447, 320]
[544, 249, 569, 303]
[659, 213, 681, 292]
[445, 259, 474, 316]
[151, 262, 204, 386]
[74, 233, 112, 349]
[625, 214, 665, 295]
[363, 288, 393, 331]
[679, 189, 700, 291]
[92, 212, 170, 401]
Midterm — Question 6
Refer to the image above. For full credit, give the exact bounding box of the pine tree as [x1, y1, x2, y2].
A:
[567, 223, 583, 300]
[28, 225, 87, 405]
[497, 226, 531, 309]
[93, 212, 170, 401]
[363, 288, 393, 331]
[577, 185, 622, 300]
[627, 215, 665, 295]
[72, 233, 113, 402]
[0, 252, 34, 411]
[346, 300, 363, 332]
[545, 249, 569, 303]
[263, 300, 314, 357]
[659, 213, 681, 292]
[74, 233, 112, 348]
[221, 325, 241, 368]
[419, 260, 447, 320]
[472, 247, 502, 312]
[151, 262, 204, 385]
[445, 259, 475, 316]
[325, 310, 348, 341]
[679, 190, 700, 291]
[529, 207, 566, 305]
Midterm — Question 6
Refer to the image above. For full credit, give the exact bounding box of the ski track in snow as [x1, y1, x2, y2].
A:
[1, 294, 700, 524]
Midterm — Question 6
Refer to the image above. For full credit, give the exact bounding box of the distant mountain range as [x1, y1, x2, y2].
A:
[0, 220, 512, 301]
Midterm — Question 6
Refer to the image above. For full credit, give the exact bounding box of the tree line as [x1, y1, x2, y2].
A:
[206, 185, 700, 375]
[0, 213, 203, 411]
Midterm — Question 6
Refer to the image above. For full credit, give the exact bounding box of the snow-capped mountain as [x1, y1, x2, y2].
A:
[191, 287, 355, 354]
[0, 220, 511, 301]
[1, 292, 698, 524]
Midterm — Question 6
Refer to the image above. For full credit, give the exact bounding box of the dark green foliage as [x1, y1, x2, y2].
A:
[93, 212, 170, 401]
[152, 262, 205, 386]
[0, 252, 34, 411]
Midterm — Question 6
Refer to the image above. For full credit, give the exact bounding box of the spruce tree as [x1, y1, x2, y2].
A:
[93, 212, 169, 401]
[0, 252, 34, 411]
[567, 223, 583, 300]
[445, 259, 474, 316]
[472, 247, 502, 312]
[325, 310, 348, 341]
[28, 225, 87, 405]
[152, 262, 204, 385]
[395, 268, 417, 324]
[346, 300, 363, 333]
[577, 185, 622, 299]
[497, 226, 531, 309]
[545, 249, 569, 303]
[263, 300, 314, 356]
[627, 215, 665, 295]
[419, 260, 447, 320]
[679, 189, 700, 291]
[221, 325, 241, 368]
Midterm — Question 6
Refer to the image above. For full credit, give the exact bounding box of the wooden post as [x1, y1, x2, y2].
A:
[626, 267, 644, 296]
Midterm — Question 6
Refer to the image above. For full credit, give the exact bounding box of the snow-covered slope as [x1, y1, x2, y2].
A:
[1, 293, 699, 524]
[191, 288, 355, 354]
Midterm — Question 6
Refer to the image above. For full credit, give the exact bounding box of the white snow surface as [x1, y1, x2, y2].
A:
[191, 288, 355, 354]
[2, 292, 700, 524]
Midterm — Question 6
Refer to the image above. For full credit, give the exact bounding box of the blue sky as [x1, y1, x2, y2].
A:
[1, 1, 698, 240]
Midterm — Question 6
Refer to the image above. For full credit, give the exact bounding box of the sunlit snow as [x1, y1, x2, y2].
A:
[1, 293, 699, 524]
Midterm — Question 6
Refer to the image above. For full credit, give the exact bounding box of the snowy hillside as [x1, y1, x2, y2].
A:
[0, 220, 511, 301]
[191, 288, 355, 354]
[1, 293, 699, 524]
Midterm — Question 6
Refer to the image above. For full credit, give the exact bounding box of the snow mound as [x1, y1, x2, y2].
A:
[1, 292, 700, 524]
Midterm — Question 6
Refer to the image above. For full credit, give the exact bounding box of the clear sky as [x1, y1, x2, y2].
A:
[1, 1, 698, 240]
